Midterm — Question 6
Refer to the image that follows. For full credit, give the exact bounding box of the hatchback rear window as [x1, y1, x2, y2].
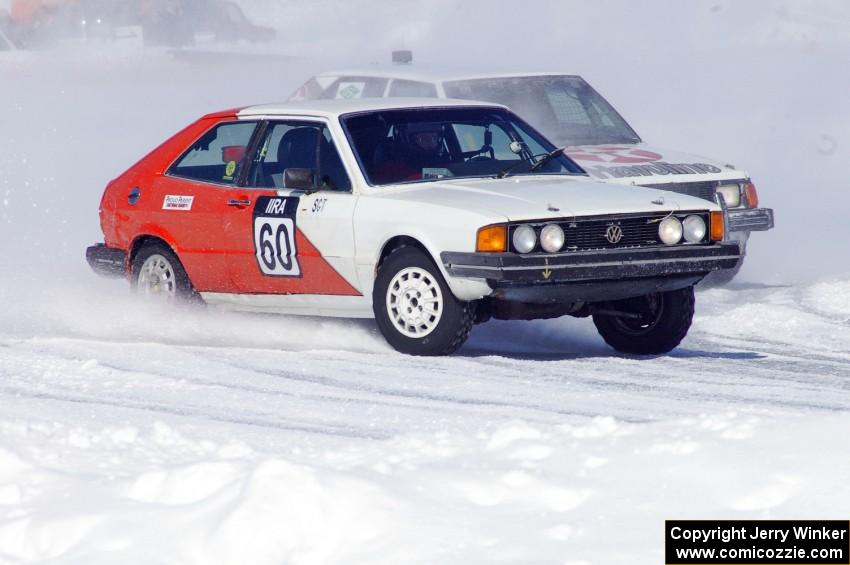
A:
[168, 121, 257, 185]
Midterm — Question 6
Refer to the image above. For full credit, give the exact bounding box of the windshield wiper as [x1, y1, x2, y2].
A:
[528, 147, 566, 173]
[495, 160, 524, 179]
[496, 147, 566, 179]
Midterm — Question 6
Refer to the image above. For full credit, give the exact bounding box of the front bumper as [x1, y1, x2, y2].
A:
[86, 244, 127, 278]
[442, 243, 741, 304]
[442, 243, 742, 284]
[727, 207, 774, 232]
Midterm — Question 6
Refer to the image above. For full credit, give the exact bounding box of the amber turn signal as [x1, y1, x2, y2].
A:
[709, 211, 725, 241]
[744, 182, 759, 208]
[476, 224, 507, 252]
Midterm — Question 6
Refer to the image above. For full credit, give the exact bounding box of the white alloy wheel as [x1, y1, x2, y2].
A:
[385, 266, 444, 338]
[137, 253, 177, 299]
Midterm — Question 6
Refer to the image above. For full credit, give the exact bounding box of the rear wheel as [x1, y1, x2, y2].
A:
[132, 242, 199, 304]
[592, 287, 695, 355]
[373, 246, 473, 356]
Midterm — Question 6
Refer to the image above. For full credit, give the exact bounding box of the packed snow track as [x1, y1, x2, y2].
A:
[2, 282, 849, 437]
[0, 279, 848, 564]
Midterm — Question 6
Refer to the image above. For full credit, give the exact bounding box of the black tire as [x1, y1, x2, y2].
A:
[592, 286, 695, 355]
[131, 242, 200, 304]
[373, 246, 474, 356]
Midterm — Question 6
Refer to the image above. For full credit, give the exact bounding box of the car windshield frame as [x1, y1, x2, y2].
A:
[442, 75, 641, 147]
[339, 106, 586, 187]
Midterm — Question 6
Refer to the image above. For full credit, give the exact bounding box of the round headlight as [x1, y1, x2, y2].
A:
[512, 225, 537, 253]
[539, 224, 565, 253]
[716, 184, 741, 208]
[658, 216, 683, 245]
[682, 215, 707, 243]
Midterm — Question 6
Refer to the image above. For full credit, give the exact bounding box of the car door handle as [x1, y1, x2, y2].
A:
[227, 199, 251, 207]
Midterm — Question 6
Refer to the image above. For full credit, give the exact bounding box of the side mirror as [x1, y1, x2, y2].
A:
[283, 168, 315, 191]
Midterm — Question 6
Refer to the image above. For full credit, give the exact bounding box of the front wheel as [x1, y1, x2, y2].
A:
[592, 287, 695, 355]
[373, 246, 474, 356]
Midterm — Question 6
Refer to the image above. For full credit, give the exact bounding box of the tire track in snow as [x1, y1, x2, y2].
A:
[1, 284, 849, 438]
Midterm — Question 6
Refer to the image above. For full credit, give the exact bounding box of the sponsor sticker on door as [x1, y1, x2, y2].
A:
[162, 195, 194, 211]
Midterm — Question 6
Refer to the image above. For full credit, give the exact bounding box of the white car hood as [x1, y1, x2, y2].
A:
[565, 142, 747, 185]
[381, 176, 718, 222]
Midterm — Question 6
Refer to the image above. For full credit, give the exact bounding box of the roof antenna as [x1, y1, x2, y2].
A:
[392, 50, 413, 65]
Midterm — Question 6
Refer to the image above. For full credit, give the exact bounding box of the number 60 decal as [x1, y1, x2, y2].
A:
[254, 217, 301, 276]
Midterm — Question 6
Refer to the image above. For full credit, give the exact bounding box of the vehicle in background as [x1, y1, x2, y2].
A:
[0, 19, 15, 51]
[86, 99, 740, 356]
[0, 12, 28, 58]
[289, 65, 774, 283]
[6, 0, 275, 48]
[1, 6, 13, 44]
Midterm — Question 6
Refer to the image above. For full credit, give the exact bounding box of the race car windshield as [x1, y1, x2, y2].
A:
[342, 107, 585, 186]
[443, 76, 641, 146]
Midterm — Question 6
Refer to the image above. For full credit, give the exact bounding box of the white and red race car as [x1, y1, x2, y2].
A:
[87, 99, 740, 355]
[290, 69, 774, 282]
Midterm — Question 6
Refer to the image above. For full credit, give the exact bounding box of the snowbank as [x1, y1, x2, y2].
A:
[0, 412, 847, 565]
[0, 277, 848, 563]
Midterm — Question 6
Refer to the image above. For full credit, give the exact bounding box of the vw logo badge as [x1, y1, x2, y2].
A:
[605, 225, 623, 244]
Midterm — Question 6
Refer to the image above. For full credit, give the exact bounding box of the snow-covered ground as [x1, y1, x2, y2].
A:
[1, 2, 849, 563]
[1, 279, 849, 564]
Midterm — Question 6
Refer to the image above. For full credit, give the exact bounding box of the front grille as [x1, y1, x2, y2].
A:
[510, 211, 710, 253]
[640, 181, 717, 202]
[568, 215, 662, 250]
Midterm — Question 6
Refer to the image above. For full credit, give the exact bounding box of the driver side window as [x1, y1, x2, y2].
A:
[246, 122, 351, 191]
[246, 122, 320, 189]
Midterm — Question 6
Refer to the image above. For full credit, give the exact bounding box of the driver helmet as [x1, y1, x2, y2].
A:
[400, 122, 444, 157]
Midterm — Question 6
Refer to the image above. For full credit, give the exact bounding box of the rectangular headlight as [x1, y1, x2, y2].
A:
[716, 184, 742, 208]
